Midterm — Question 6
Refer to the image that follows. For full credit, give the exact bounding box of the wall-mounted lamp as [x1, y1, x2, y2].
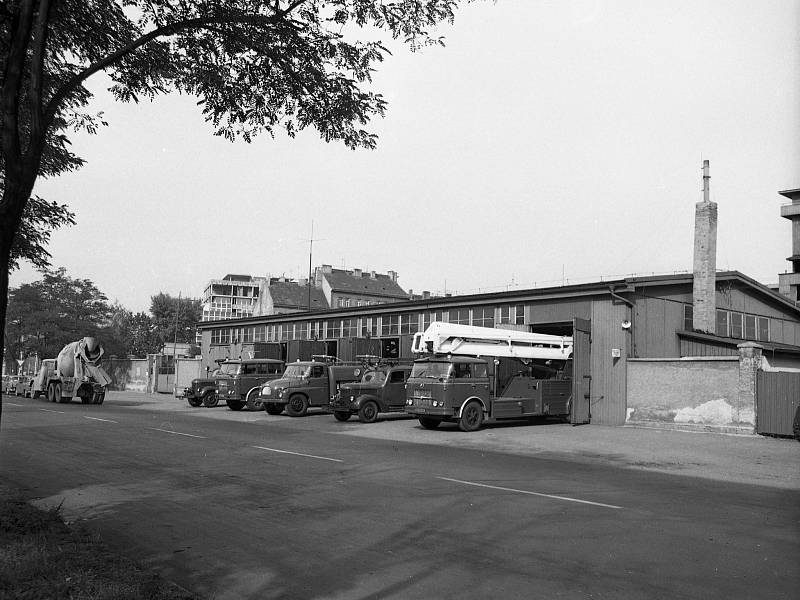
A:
[621, 320, 632, 330]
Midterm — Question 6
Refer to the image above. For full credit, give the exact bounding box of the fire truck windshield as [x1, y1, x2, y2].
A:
[361, 370, 386, 384]
[410, 362, 451, 379]
[283, 364, 311, 378]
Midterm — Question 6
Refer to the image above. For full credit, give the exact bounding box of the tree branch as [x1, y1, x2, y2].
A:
[43, 12, 293, 128]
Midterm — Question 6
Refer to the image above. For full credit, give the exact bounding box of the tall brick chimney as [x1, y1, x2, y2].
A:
[692, 160, 718, 334]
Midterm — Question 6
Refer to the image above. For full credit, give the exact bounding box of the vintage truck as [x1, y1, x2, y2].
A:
[181, 358, 285, 409]
[329, 363, 412, 422]
[256, 356, 363, 416]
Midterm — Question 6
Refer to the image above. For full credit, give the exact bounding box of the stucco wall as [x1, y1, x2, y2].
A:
[626, 358, 748, 427]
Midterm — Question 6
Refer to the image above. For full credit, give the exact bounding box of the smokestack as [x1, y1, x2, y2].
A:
[692, 160, 718, 334]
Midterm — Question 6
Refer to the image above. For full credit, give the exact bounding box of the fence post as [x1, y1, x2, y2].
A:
[737, 342, 763, 433]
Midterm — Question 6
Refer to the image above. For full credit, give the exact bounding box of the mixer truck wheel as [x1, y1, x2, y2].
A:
[202, 391, 219, 408]
[46, 383, 54, 402]
[96, 393, 105, 405]
[54, 384, 67, 404]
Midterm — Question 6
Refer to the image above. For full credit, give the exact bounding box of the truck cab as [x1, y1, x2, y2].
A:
[257, 358, 363, 417]
[216, 358, 285, 411]
[330, 363, 412, 422]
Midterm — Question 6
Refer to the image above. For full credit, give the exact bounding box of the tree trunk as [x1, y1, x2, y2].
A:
[1, 181, 35, 428]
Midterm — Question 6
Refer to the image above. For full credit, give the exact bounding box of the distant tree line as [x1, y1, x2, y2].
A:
[3, 268, 201, 369]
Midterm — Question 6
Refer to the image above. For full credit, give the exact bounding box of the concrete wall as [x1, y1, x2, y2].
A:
[626, 357, 746, 428]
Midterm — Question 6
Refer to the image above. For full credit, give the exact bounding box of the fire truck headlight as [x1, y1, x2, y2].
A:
[261, 386, 271, 396]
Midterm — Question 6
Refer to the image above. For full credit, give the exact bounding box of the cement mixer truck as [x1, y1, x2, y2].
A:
[37, 337, 112, 404]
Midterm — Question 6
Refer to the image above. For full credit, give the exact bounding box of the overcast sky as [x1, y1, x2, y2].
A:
[9, 0, 800, 313]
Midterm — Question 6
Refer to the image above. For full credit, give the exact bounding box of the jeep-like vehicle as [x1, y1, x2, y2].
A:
[330, 363, 412, 422]
[181, 370, 219, 407]
[257, 356, 363, 417]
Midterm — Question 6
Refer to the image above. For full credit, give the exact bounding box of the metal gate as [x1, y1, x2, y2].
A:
[571, 317, 591, 425]
[756, 371, 800, 436]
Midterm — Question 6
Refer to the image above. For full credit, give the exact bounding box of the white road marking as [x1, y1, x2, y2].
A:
[83, 416, 118, 423]
[252, 446, 343, 463]
[39, 408, 65, 414]
[437, 477, 623, 510]
[6, 402, 23, 406]
[150, 428, 206, 439]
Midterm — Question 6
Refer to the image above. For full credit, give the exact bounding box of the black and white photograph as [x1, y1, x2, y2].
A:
[1, 1, 798, 598]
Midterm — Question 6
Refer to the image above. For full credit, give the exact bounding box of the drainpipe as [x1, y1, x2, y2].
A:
[609, 286, 636, 358]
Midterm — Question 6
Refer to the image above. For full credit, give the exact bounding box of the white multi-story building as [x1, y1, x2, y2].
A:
[200, 274, 268, 322]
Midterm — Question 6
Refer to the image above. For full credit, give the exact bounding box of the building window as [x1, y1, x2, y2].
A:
[381, 315, 399, 336]
[716, 310, 729, 338]
[337, 297, 351, 308]
[730, 313, 743, 339]
[451, 308, 469, 325]
[500, 304, 525, 325]
[342, 318, 357, 338]
[281, 323, 292, 341]
[361, 317, 377, 337]
[296, 322, 308, 340]
[311, 321, 322, 340]
[473, 306, 495, 328]
[684, 305, 693, 331]
[243, 327, 254, 343]
[400, 313, 419, 335]
[744, 315, 756, 340]
[757, 317, 770, 342]
[327, 320, 342, 338]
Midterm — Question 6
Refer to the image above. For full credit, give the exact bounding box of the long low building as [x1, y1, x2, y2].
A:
[197, 269, 800, 431]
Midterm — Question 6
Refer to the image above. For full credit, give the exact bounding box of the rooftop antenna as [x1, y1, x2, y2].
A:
[305, 221, 325, 312]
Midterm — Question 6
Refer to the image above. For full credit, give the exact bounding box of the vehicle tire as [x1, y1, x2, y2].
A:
[245, 389, 263, 411]
[187, 397, 203, 407]
[54, 384, 67, 404]
[358, 400, 379, 423]
[96, 393, 105, 405]
[458, 400, 484, 432]
[265, 403, 284, 415]
[419, 417, 441, 430]
[46, 383, 54, 403]
[333, 411, 352, 422]
[202, 392, 219, 408]
[285, 394, 309, 417]
[32, 390, 41, 399]
[81, 396, 91, 404]
[226, 399, 244, 411]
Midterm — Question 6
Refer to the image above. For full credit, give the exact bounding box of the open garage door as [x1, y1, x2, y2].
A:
[571, 317, 591, 424]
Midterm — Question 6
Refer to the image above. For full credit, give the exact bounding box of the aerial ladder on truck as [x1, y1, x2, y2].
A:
[406, 323, 575, 431]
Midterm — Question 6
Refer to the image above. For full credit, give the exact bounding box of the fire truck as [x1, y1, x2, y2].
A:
[404, 322, 574, 431]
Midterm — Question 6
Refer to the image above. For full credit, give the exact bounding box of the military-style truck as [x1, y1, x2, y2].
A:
[329, 363, 412, 422]
[404, 323, 574, 431]
[181, 358, 284, 409]
[256, 356, 363, 416]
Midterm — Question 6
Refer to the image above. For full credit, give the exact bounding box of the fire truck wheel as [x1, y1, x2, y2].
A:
[245, 389, 263, 411]
[265, 403, 284, 415]
[458, 401, 484, 432]
[202, 392, 219, 408]
[358, 400, 379, 423]
[286, 394, 308, 417]
[187, 397, 203, 407]
[333, 411, 351, 422]
[418, 417, 441, 430]
[226, 399, 244, 411]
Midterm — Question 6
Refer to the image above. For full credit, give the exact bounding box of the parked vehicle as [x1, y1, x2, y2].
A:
[217, 358, 285, 410]
[330, 363, 412, 422]
[404, 323, 573, 431]
[257, 356, 363, 416]
[180, 371, 219, 407]
[39, 338, 112, 404]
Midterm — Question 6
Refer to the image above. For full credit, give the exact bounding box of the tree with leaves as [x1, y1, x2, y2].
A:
[1, 0, 471, 420]
[3, 267, 112, 369]
[149, 292, 201, 347]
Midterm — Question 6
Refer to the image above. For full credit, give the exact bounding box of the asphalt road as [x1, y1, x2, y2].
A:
[1, 394, 798, 600]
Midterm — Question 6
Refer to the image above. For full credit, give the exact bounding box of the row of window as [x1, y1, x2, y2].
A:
[684, 306, 770, 341]
[209, 304, 526, 344]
